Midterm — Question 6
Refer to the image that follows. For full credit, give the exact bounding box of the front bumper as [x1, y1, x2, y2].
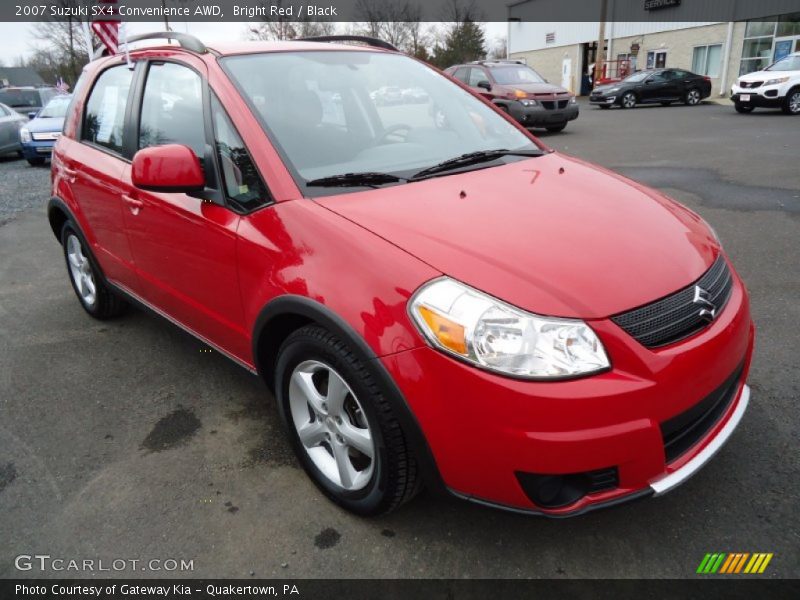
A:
[382, 260, 754, 516]
[505, 100, 579, 127]
[589, 94, 617, 106]
[731, 82, 788, 108]
[730, 92, 783, 108]
[21, 140, 55, 159]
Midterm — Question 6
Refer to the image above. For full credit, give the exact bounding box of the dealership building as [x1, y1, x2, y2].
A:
[506, 0, 800, 96]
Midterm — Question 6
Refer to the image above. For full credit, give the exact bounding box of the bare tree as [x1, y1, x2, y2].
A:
[248, 1, 338, 41]
[487, 36, 507, 60]
[354, 0, 430, 55]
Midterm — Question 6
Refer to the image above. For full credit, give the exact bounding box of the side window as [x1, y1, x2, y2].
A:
[468, 68, 487, 87]
[210, 94, 271, 212]
[139, 62, 205, 157]
[453, 67, 469, 83]
[82, 65, 134, 155]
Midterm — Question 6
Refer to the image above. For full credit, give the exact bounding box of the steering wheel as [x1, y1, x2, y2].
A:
[377, 123, 412, 144]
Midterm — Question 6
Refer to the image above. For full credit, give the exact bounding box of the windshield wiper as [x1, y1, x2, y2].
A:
[305, 172, 405, 188]
[410, 148, 543, 180]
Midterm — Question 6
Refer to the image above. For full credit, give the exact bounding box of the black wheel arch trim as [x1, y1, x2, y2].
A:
[48, 196, 80, 242]
[253, 294, 446, 494]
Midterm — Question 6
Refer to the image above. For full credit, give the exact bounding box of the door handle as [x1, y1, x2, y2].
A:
[122, 194, 144, 216]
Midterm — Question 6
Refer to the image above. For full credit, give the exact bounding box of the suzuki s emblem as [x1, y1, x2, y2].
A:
[693, 286, 717, 322]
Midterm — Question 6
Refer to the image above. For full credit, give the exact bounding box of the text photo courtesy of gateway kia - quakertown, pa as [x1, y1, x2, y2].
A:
[0, 0, 798, 598]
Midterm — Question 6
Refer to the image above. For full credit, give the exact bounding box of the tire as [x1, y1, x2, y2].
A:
[684, 88, 701, 106]
[782, 89, 800, 115]
[621, 92, 637, 108]
[545, 124, 567, 132]
[275, 325, 420, 516]
[734, 102, 754, 114]
[60, 222, 127, 319]
[16, 150, 23, 158]
[27, 157, 45, 166]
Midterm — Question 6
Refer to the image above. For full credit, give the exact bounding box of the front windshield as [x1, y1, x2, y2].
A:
[491, 66, 546, 85]
[0, 89, 41, 108]
[221, 51, 540, 191]
[765, 55, 800, 71]
[38, 95, 70, 119]
[623, 71, 651, 83]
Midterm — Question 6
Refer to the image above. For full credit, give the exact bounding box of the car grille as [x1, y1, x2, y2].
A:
[611, 255, 733, 348]
[31, 132, 60, 141]
[739, 81, 762, 89]
[540, 99, 569, 110]
[660, 363, 744, 463]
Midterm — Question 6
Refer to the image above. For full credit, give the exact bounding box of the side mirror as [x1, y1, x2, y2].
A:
[477, 80, 492, 91]
[132, 144, 205, 193]
[28, 111, 38, 120]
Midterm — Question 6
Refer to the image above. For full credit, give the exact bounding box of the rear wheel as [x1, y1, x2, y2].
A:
[27, 157, 45, 166]
[621, 92, 637, 108]
[275, 325, 420, 515]
[734, 102, 754, 114]
[782, 89, 800, 114]
[61, 222, 127, 319]
[545, 124, 567, 132]
[684, 88, 701, 105]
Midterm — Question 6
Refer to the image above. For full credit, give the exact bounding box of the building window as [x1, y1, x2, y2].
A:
[692, 44, 722, 77]
[646, 50, 667, 69]
[738, 14, 800, 75]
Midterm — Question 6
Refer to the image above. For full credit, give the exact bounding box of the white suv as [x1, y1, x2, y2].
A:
[731, 52, 800, 115]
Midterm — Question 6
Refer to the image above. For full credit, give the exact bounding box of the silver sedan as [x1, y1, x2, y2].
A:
[0, 102, 27, 157]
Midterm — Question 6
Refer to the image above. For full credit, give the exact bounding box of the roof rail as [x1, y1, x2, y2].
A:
[470, 59, 525, 65]
[93, 31, 207, 59]
[295, 35, 398, 52]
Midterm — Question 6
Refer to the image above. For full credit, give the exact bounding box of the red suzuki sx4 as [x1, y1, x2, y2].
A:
[49, 34, 754, 516]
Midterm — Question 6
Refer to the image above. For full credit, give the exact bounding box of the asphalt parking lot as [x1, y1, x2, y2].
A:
[0, 99, 798, 579]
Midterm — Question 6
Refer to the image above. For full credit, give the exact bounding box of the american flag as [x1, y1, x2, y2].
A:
[91, 0, 120, 55]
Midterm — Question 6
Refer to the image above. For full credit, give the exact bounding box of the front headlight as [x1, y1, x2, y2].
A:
[764, 76, 790, 86]
[19, 127, 31, 143]
[519, 98, 538, 107]
[409, 278, 610, 379]
[570, 96, 577, 104]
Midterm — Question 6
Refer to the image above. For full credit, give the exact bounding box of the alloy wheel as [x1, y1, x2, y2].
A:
[288, 360, 375, 491]
[789, 91, 800, 114]
[66, 234, 97, 307]
[687, 89, 700, 105]
[622, 93, 636, 108]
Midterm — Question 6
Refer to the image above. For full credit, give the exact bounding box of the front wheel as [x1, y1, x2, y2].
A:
[61, 222, 127, 319]
[621, 92, 637, 108]
[545, 124, 567, 132]
[782, 89, 800, 114]
[275, 325, 420, 515]
[684, 88, 701, 105]
[734, 102, 754, 113]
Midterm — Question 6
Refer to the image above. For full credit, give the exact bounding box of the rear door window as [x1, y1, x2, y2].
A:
[82, 65, 134, 155]
[138, 62, 205, 157]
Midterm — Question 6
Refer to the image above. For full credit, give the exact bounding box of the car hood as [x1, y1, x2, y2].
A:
[738, 69, 800, 82]
[317, 153, 719, 319]
[27, 116, 64, 133]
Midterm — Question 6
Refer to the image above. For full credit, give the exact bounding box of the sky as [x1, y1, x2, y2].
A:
[0, 21, 509, 65]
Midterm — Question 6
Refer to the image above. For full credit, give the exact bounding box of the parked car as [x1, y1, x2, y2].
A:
[445, 60, 578, 132]
[590, 68, 712, 108]
[50, 33, 753, 517]
[731, 51, 800, 114]
[0, 86, 60, 116]
[0, 101, 27, 157]
[19, 94, 71, 166]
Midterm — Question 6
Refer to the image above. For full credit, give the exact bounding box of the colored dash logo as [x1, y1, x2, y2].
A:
[697, 553, 774, 574]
